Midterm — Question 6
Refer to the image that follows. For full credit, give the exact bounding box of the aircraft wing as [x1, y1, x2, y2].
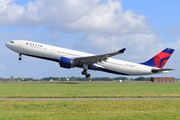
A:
[73, 48, 126, 65]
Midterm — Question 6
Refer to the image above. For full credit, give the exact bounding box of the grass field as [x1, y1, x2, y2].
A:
[0, 82, 180, 98]
[0, 81, 180, 120]
[0, 100, 180, 120]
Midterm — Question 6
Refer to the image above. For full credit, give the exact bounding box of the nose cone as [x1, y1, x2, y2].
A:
[5, 41, 15, 50]
[5, 41, 19, 52]
[5, 43, 10, 48]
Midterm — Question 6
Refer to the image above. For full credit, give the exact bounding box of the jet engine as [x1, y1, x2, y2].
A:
[59, 57, 73, 69]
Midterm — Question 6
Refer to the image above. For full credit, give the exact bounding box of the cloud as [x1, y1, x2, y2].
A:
[0, 0, 13, 7]
[0, 0, 162, 60]
[0, 0, 100, 27]
[68, 1, 153, 35]
[0, 1, 167, 54]
[0, 0, 153, 34]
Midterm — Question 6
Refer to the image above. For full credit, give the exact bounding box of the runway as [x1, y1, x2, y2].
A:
[0, 98, 180, 100]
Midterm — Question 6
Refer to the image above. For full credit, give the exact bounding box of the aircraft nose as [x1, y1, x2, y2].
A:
[5, 43, 10, 48]
[5, 42, 13, 49]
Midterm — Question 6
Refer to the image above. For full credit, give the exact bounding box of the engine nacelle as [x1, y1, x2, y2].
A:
[59, 57, 73, 69]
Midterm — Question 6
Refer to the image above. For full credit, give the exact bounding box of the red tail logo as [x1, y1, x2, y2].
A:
[154, 52, 172, 69]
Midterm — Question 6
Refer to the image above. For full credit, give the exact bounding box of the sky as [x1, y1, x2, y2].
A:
[0, 0, 180, 79]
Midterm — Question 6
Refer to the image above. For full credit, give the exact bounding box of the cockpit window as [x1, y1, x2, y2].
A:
[11, 41, 14, 43]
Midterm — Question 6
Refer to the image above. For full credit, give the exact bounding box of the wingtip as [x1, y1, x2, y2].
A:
[118, 48, 126, 53]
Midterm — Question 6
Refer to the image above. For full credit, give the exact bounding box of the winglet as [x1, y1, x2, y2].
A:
[118, 48, 126, 53]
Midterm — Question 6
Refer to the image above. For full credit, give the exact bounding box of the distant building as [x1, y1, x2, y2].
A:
[119, 80, 122, 82]
[151, 77, 175, 82]
[50, 79, 55, 81]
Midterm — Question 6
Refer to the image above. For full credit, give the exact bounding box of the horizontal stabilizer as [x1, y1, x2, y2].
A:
[151, 68, 175, 73]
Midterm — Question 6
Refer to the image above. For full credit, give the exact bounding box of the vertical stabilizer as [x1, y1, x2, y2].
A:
[140, 48, 174, 68]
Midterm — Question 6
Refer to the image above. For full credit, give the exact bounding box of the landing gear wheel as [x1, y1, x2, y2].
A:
[86, 74, 91, 78]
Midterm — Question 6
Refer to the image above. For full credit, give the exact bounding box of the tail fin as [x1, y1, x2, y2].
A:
[140, 48, 175, 68]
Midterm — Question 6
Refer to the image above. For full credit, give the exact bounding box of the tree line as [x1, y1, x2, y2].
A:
[0, 76, 152, 81]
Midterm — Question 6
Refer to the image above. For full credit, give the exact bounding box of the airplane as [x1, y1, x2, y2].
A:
[5, 40, 175, 78]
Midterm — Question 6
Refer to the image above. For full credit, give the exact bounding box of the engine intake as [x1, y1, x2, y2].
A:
[59, 57, 73, 69]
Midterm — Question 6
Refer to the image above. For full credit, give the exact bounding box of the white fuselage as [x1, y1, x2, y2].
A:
[5, 40, 167, 76]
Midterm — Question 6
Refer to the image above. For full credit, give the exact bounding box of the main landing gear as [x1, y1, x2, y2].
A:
[82, 64, 91, 78]
[18, 54, 22, 61]
[82, 69, 91, 78]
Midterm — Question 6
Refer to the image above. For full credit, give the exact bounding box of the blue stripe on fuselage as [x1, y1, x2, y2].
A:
[89, 65, 129, 75]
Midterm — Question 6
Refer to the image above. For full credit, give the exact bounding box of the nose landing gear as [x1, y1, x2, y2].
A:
[18, 54, 22, 61]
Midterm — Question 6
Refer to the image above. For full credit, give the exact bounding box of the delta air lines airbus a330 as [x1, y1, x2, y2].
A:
[6, 40, 175, 78]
